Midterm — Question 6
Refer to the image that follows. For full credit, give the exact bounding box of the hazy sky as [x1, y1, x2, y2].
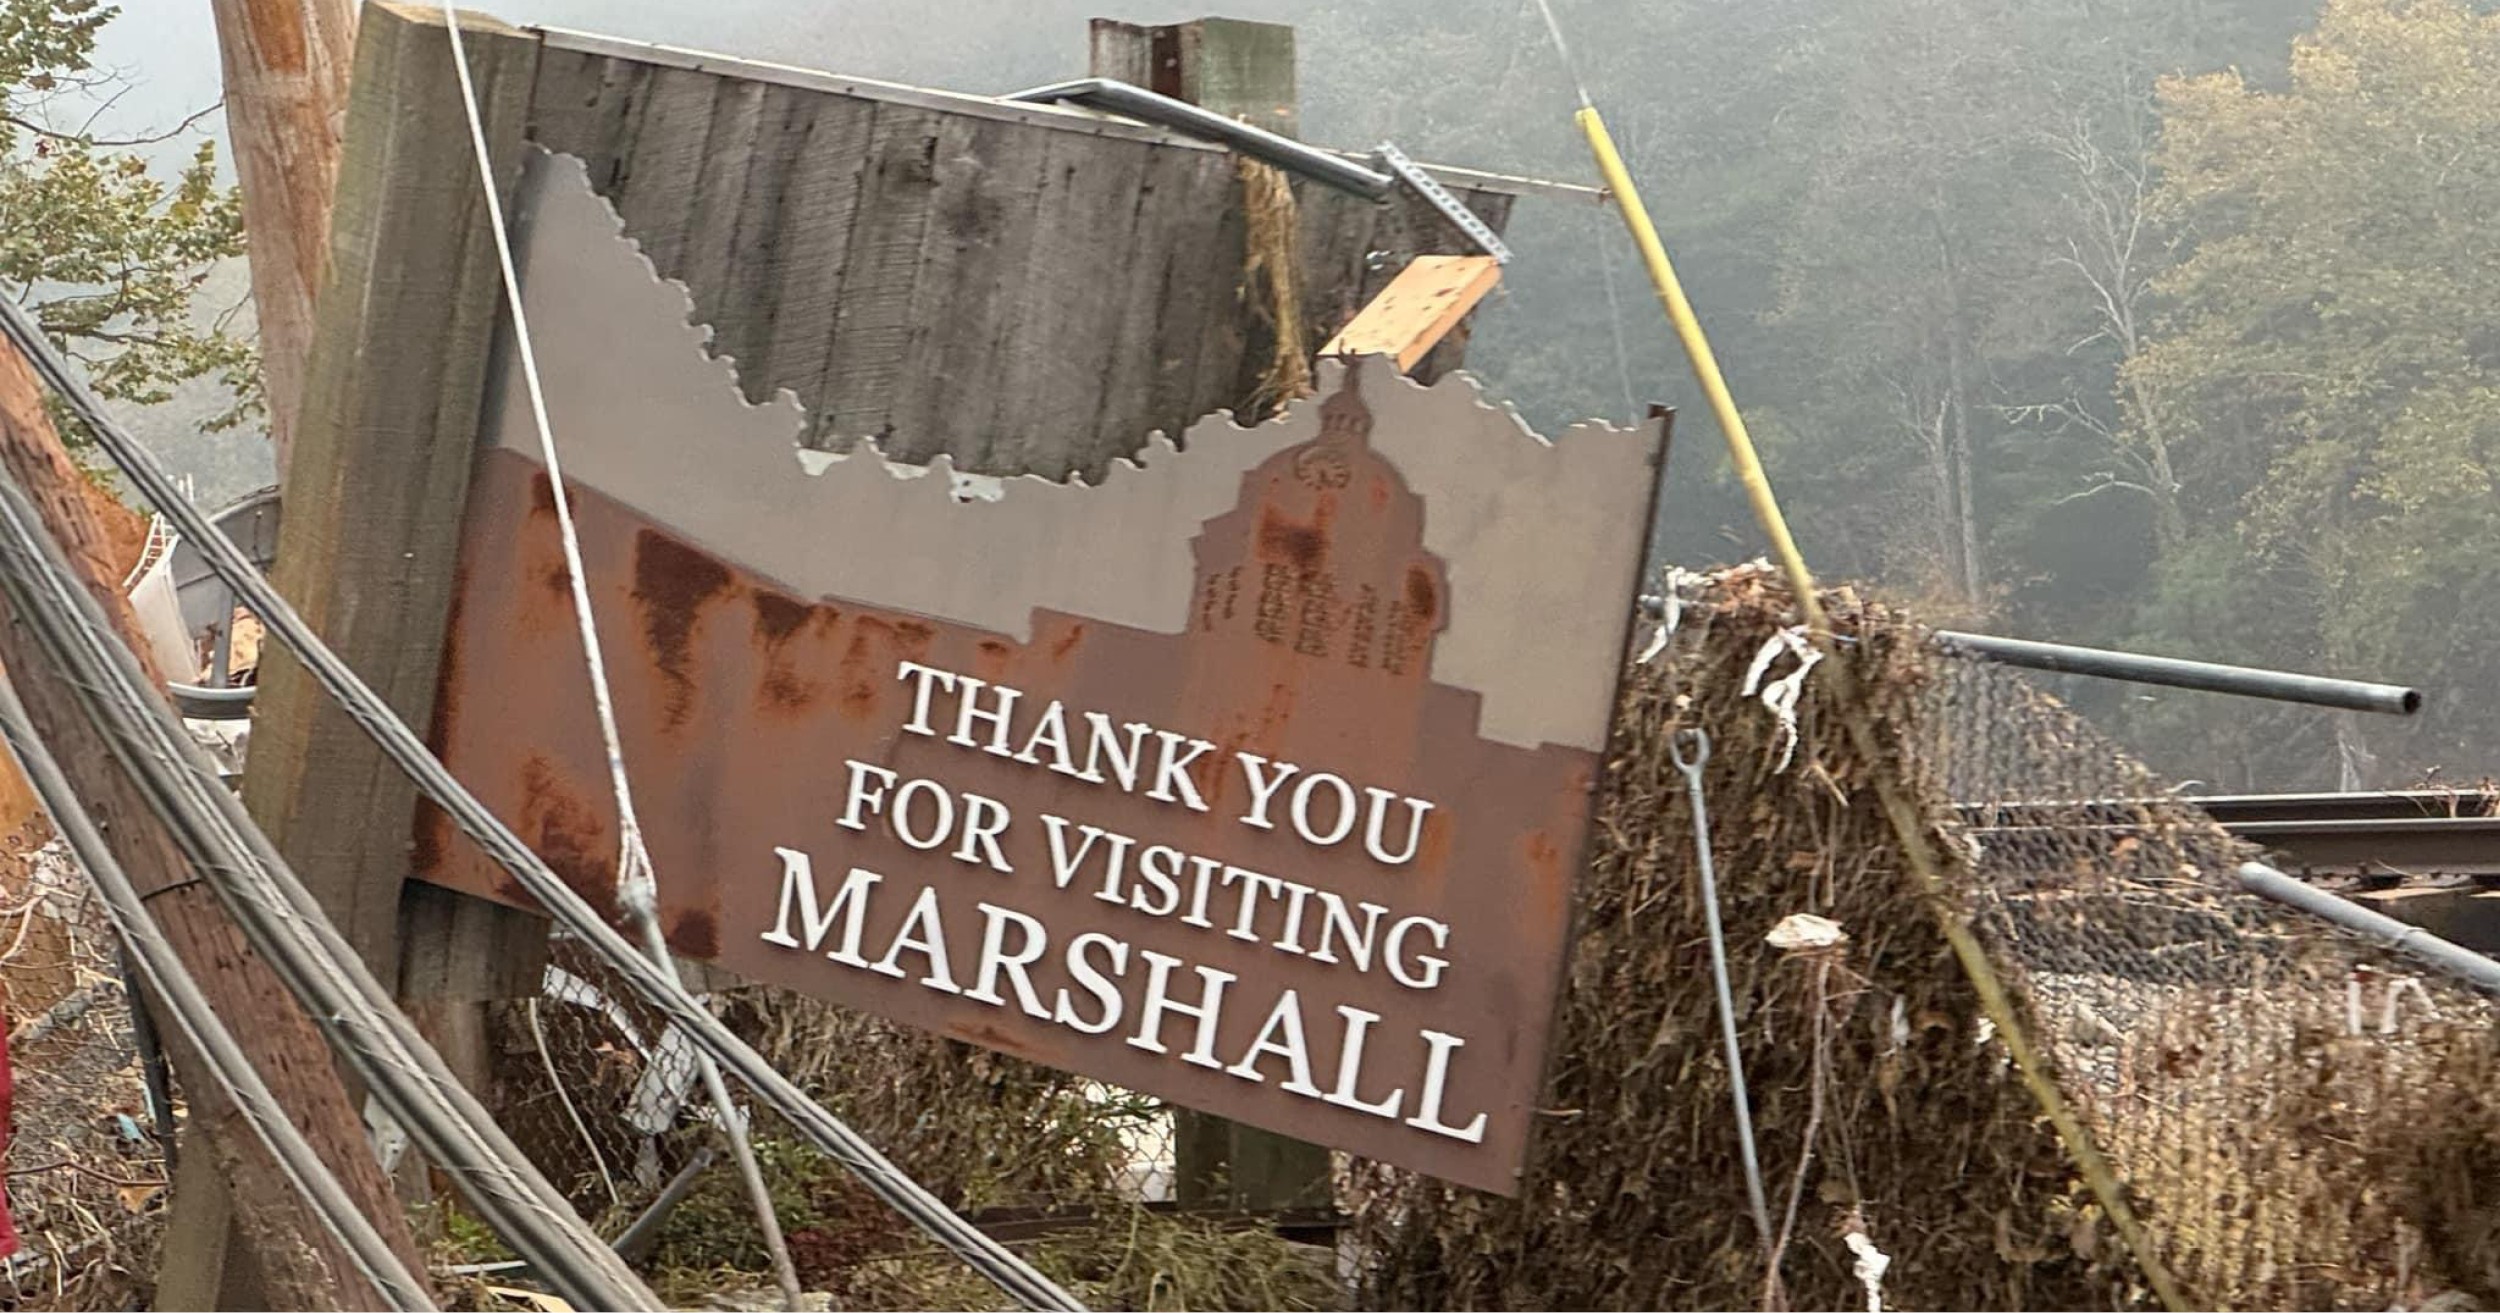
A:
[93, 1, 1583, 173]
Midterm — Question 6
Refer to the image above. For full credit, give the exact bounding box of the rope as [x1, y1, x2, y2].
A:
[1533, 3, 2191, 1306]
[0, 678, 435, 1311]
[440, 10, 802, 1306]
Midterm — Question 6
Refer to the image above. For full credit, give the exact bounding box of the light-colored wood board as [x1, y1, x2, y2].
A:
[1321, 254, 1502, 369]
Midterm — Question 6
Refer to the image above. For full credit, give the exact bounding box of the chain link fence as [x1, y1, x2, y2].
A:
[0, 829, 167, 1311]
[1349, 564, 2500, 1311]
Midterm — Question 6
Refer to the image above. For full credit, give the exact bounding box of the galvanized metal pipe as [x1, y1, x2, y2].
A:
[1002, 77, 1394, 197]
[1935, 631, 2419, 715]
[2235, 862, 2500, 997]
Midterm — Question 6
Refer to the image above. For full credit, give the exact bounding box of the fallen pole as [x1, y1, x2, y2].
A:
[2235, 862, 2500, 996]
[1936, 631, 2419, 716]
[1637, 591, 2419, 715]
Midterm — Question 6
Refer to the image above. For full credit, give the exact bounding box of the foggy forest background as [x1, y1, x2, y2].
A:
[62, 0, 2500, 794]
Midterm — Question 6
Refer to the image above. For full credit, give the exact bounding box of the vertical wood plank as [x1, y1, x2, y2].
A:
[1087, 19, 1157, 87]
[1175, 18, 1298, 138]
[752, 93, 877, 414]
[813, 105, 944, 449]
[242, 0, 539, 979]
[883, 114, 1054, 469]
[1140, 151, 1240, 446]
[528, 50, 649, 194]
[679, 76, 768, 337]
[705, 83, 814, 387]
[611, 66, 721, 275]
[985, 130, 1150, 478]
[1085, 143, 1202, 480]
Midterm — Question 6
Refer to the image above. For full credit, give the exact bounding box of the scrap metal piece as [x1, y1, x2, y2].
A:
[1002, 77, 1392, 197]
[415, 147, 1669, 1196]
[1376, 142, 1513, 264]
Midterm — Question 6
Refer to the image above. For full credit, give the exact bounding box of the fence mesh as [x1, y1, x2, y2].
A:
[1348, 563, 2500, 1311]
[0, 828, 166, 1311]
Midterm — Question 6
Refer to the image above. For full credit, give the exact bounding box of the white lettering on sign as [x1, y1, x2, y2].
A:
[757, 660, 1492, 1146]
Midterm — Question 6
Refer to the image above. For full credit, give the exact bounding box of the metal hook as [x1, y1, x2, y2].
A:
[1670, 724, 1710, 772]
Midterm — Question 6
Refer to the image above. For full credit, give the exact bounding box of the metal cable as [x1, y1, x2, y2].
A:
[440, 11, 802, 1304]
[0, 677, 438, 1312]
[0, 206, 1087, 1313]
[0, 469, 658, 1312]
[1669, 728, 1776, 1280]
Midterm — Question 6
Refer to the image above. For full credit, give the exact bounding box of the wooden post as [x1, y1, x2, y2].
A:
[240, 2, 545, 995]
[1089, 14, 1334, 1215]
[211, 0, 358, 481]
[230, 0, 552, 1278]
[0, 343, 427, 1310]
[1088, 17, 1297, 139]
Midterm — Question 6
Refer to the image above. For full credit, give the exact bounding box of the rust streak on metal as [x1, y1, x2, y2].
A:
[631, 528, 734, 729]
[416, 359, 1664, 1194]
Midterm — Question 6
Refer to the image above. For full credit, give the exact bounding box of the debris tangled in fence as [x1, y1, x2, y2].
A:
[1347, 563, 2500, 1312]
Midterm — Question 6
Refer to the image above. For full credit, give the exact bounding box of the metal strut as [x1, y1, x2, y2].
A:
[1374, 142, 1512, 263]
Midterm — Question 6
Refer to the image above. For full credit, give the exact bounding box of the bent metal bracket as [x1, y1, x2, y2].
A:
[414, 148, 1666, 1195]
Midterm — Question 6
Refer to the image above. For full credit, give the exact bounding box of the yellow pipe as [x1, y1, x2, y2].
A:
[1575, 107, 1828, 635]
[1574, 103, 2191, 1313]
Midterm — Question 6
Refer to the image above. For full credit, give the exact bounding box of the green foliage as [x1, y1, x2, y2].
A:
[2120, 0, 2500, 784]
[0, 0, 255, 431]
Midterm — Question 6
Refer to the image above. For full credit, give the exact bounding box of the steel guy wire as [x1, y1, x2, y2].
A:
[0, 676, 437, 1313]
[439, 9, 801, 1305]
[0, 112, 1089, 1313]
[0, 468, 658, 1311]
[1669, 727, 1778, 1280]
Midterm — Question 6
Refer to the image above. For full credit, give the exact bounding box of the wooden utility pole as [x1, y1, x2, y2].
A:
[1088, 15, 1335, 1216]
[0, 343, 427, 1309]
[211, 0, 358, 480]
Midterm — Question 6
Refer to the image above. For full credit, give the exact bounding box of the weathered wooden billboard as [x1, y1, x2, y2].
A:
[403, 147, 1664, 1193]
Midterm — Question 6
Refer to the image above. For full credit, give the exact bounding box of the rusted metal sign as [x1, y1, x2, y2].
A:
[413, 150, 1665, 1194]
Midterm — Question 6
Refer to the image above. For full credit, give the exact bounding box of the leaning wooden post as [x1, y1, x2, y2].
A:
[211, 0, 357, 481]
[236, 0, 554, 1247]
[0, 342, 428, 1311]
[241, 1, 549, 1027]
[1088, 14, 1336, 1216]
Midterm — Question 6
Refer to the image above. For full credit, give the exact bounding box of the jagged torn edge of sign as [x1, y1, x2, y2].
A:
[481, 147, 1666, 754]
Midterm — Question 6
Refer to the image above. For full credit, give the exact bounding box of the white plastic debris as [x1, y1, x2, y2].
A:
[1765, 913, 1848, 952]
[1741, 624, 1822, 773]
[1846, 1225, 1892, 1313]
